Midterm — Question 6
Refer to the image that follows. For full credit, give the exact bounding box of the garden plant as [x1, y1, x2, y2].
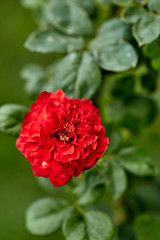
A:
[1, 0, 160, 239]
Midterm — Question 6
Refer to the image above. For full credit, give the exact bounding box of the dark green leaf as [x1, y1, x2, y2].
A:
[25, 28, 84, 53]
[111, 75, 135, 99]
[123, 95, 157, 129]
[26, 197, 70, 236]
[97, 18, 131, 40]
[89, 38, 138, 72]
[133, 14, 160, 46]
[135, 214, 160, 240]
[122, 6, 147, 24]
[42, 0, 93, 35]
[148, 0, 160, 13]
[62, 209, 114, 240]
[104, 160, 127, 199]
[0, 104, 28, 137]
[142, 39, 160, 59]
[47, 52, 101, 99]
[141, 74, 157, 92]
[118, 146, 158, 176]
[20, 64, 45, 97]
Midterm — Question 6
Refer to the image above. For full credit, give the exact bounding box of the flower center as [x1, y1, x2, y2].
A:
[59, 122, 71, 141]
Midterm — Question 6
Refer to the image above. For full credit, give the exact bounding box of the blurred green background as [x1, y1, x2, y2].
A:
[0, 1, 160, 239]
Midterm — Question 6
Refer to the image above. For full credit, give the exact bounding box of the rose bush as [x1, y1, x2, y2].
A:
[16, 89, 109, 187]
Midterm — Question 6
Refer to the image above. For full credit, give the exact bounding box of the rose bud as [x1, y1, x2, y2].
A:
[16, 90, 109, 187]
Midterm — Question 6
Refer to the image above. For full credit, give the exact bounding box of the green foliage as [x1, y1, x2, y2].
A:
[2, 0, 160, 239]
[104, 160, 127, 199]
[0, 104, 28, 137]
[134, 213, 160, 240]
[40, 0, 93, 35]
[133, 15, 160, 46]
[46, 52, 101, 99]
[63, 209, 114, 240]
[26, 197, 71, 235]
[25, 29, 84, 53]
[118, 146, 158, 176]
[148, 0, 160, 12]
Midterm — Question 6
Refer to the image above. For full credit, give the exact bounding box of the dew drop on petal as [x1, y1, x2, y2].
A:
[42, 161, 49, 168]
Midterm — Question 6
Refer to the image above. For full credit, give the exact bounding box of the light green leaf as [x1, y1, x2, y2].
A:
[78, 186, 104, 206]
[21, 64, 45, 97]
[63, 209, 114, 240]
[47, 52, 101, 99]
[85, 211, 114, 240]
[21, 0, 43, 9]
[135, 214, 160, 240]
[89, 38, 138, 72]
[98, 18, 131, 40]
[122, 6, 147, 24]
[113, 0, 134, 6]
[118, 146, 158, 176]
[0, 104, 28, 137]
[148, 0, 160, 13]
[26, 197, 70, 236]
[133, 14, 160, 46]
[75, 167, 106, 205]
[43, 0, 93, 35]
[104, 160, 127, 199]
[25, 28, 84, 53]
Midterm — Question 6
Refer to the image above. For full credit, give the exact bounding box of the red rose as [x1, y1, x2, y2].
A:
[16, 90, 109, 187]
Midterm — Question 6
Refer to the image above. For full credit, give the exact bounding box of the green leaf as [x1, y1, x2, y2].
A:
[75, 167, 106, 205]
[122, 6, 147, 24]
[113, 0, 134, 7]
[97, 18, 131, 40]
[135, 182, 160, 212]
[25, 28, 84, 53]
[74, 0, 96, 16]
[135, 214, 160, 240]
[21, 0, 43, 9]
[89, 38, 138, 72]
[85, 211, 114, 240]
[62, 209, 114, 240]
[111, 75, 135, 99]
[123, 95, 157, 129]
[141, 74, 157, 92]
[118, 146, 158, 176]
[142, 39, 160, 59]
[148, 0, 160, 13]
[151, 56, 160, 70]
[133, 14, 160, 46]
[106, 126, 122, 153]
[26, 197, 70, 236]
[0, 104, 28, 137]
[20, 64, 45, 97]
[47, 52, 101, 99]
[78, 185, 105, 206]
[104, 160, 127, 199]
[42, 0, 93, 36]
[96, 0, 113, 4]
